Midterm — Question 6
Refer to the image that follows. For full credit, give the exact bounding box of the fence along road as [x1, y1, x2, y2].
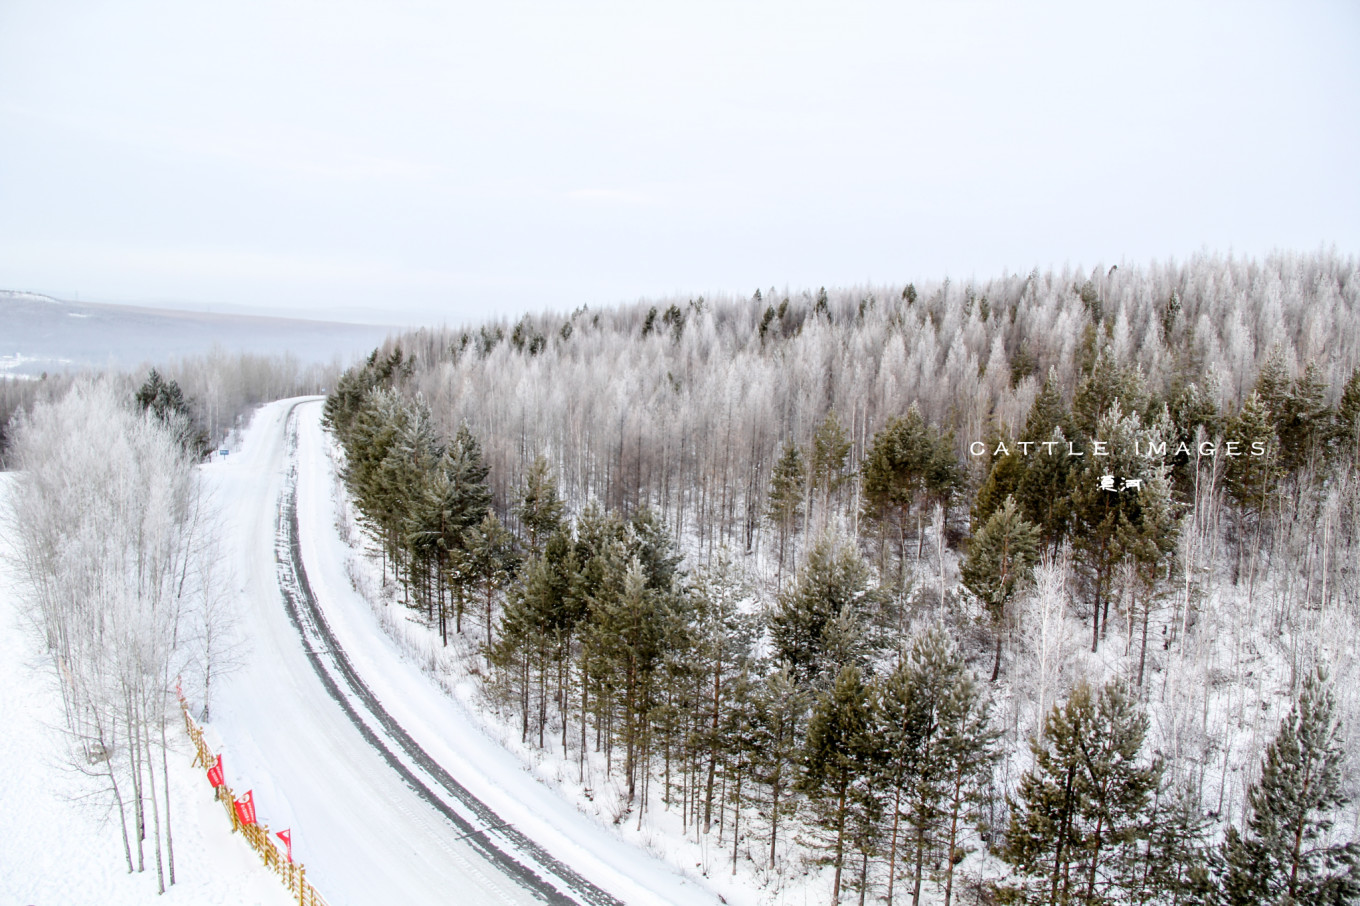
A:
[205, 398, 603, 906]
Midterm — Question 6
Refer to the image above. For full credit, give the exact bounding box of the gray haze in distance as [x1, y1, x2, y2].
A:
[0, 292, 393, 377]
[1, 1, 1357, 327]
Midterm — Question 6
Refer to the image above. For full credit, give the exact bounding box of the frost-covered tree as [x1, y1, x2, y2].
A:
[9, 379, 212, 892]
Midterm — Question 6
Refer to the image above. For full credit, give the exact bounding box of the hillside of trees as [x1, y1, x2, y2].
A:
[325, 251, 1360, 904]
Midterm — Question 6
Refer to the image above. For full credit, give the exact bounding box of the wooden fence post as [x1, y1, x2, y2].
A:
[182, 702, 330, 906]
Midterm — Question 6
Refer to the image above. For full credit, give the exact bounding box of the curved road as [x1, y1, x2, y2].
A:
[206, 399, 716, 906]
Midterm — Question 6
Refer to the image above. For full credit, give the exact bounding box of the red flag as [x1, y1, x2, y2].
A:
[207, 754, 224, 788]
[276, 828, 293, 863]
[234, 789, 257, 826]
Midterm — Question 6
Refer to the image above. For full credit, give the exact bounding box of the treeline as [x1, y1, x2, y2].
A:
[324, 252, 1360, 904]
[382, 252, 1360, 551]
[1, 346, 337, 467]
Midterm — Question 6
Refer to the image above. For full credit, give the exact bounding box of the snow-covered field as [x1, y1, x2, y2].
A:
[0, 471, 294, 906]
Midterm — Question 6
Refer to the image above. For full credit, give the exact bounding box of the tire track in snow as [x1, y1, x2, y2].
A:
[273, 401, 624, 906]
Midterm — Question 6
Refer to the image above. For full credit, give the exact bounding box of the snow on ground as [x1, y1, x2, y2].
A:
[291, 402, 725, 904]
[199, 400, 547, 906]
[300, 406, 827, 905]
[0, 474, 294, 906]
[194, 398, 724, 906]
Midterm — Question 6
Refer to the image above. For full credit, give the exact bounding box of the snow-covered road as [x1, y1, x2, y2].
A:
[204, 399, 718, 906]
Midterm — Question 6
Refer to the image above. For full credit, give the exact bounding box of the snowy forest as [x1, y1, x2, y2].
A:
[0, 347, 334, 469]
[323, 251, 1360, 904]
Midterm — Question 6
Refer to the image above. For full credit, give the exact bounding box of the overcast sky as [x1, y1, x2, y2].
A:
[1, 1, 1357, 326]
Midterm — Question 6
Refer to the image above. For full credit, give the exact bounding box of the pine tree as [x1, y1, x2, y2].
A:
[1277, 361, 1332, 476]
[861, 404, 962, 573]
[1133, 783, 1210, 905]
[750, 664, 808, 869]
[770, 539, 879, 687]
[1216, 668, 1360, 904]
[972, 445, 1026, 532]
[1067, 403, 1178, 652]
[1001, 680, 1163, 905]
[767, 442, 807, 583]
[1222, 391, 1280, 585]
[1072, 349, 1147, 440]
[1223, 390, 1278, 514]
[811, 411, 853, 526]
[1160, 376, 1221, 497]
[1014, 374, 1078, 547]
[960, 495, 1040, 681]
[344, 388, 411, 578]
[1253, 346, 1292, 427]
[493, 527, 584, 748]
[464, 512, 520, 662]
[135, 368, 209, 456]
[517, 454, 566, 555]
[690, 553, 759, 834]
[387, 398, 443, 606]
[1338, 366, 1360, 464]
[1338, 367, 1360, 465]
[936, 648, 1001, 906]
[800, 664, 879, 905]
[596, 557, 668, 804]
[877, 627, 999, 906]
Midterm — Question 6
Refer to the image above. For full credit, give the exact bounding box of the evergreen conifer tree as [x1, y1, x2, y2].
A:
[1001, 680, 1163, 905]
[1068, 404, 1178, 652]
[861, 404, 962, 572]
[1072, 350, 1147, 440]
[960, 495, 1040, 681]
[1014, 374, 1078, 547]
[770, 539, 879, 687]
[800, 664, 879, 905]
[517, 454, 566, 554]
[811, 411, 853, 526]
[751, 664, 807, 869]
[1337, 366, 1360, 464]
[877, 626, 998, 906]
[1216, 668, 1360, 905]
[135, 368, 210, 456]
[464, 512, 520, 661]
[768, 442, 807, 582]
[972, 445, 1026, 532]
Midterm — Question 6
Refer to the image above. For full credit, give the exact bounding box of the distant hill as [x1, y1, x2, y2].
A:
[0, 291, 395, 376]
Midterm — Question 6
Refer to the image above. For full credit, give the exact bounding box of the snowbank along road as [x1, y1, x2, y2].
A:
[206, 399, 718, 906]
